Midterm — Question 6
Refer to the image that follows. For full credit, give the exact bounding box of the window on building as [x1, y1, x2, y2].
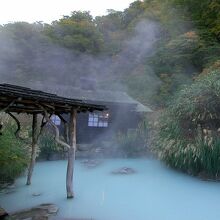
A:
[88, 112, 109, 127]
[51, 115, 61, 125]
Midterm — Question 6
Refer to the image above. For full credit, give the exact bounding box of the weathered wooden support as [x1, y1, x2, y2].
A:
[66, 109, 77, 199]
[26, 113, 38, 185]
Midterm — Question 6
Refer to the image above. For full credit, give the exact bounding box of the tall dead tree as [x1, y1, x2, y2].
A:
[66, 109, 77, 198]
[42, 108, 77, 198]
[26, 114, 38, 185]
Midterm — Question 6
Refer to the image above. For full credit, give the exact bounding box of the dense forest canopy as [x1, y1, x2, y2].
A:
[0, 0, 220, 107]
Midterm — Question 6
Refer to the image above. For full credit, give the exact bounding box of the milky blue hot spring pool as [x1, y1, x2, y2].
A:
[1, 158, 220, 220]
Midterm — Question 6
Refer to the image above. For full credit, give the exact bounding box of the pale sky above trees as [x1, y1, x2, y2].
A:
[0, 0, 135, 24]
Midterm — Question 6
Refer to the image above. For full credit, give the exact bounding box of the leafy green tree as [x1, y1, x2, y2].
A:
[172, 0, 220, 40]
[0, 22, 51, 83]
[96, 10, 126, 54]
[45, 11, 104, 54]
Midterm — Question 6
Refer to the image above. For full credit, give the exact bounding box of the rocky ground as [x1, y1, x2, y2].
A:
[111, 167, 136, 175]
[1, 203, 95, 220]
[1, 204, 58, 220]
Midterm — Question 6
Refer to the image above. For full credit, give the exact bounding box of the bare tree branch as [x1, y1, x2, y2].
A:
[57, 114, 67, 123]
[7, 112, 31, 144]
[8, 112, 23, 139]
[36, 115, 49, 140]
[0, 122, 3, 135]
[44, 112, 71, 149]
[35, 104, 71, 149]
[57, 114, 84, 152]
[57, 114, 69, 144]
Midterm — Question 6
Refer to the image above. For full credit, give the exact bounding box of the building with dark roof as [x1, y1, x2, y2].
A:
[10, 80, 152, 145]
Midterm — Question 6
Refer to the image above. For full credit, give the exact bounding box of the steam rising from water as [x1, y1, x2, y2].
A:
[0, 19, 161, 95]
[0, 19, 161, 157]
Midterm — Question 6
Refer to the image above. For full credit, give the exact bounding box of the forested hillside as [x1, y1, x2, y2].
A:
[1, 0, 220, 183]
[0, 0, 220, 107]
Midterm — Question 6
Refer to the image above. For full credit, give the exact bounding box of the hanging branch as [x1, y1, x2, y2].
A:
[8, 112, 24, 140]
[36, 115, 49, 140]
[57, 114, 67, 123]
[0, 122, 3, 135]
[7, 112, 31, 145]
[57, 114, 69, 144]
[44, 112, 71, 149]
[57, 114, 85, 152]
[0, 99, 21, 137]
[36, 104, 71, 149]
[56, 114, 85, 152]
[57, 114, 69, 157]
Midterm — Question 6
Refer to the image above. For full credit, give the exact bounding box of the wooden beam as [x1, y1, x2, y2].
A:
[66, 108, 77, 199]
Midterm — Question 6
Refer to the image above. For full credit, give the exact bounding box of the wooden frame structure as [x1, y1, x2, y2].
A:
[0, 84, 106, 198]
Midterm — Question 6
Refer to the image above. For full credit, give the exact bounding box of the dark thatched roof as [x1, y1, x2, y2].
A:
[0, 84, 106, 114]
[28, 84, 152, 113]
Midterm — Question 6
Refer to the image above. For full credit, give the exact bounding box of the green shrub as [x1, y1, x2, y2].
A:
[155, 68, 220, 178]
[38, 130, 63, 160]
[117, 119, 149, 157]
[0, 121, 28, 184]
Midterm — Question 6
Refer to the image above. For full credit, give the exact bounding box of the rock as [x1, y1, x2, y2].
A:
[77, 144, 92, 151]
[0, 183, 17, 195]
[52, 218, 94, 220]
[32, 193, 42, 197]
[81, 159, 102, 168]
[197, 171, 220, 181]
[5, 189, 17, 194]
[52, 217, 96, 220]
[11, 204, 59, 220]
[111, 167, 136, 175]
[94, 148, 102, 153]
[0, 207, 9, 219]
[0, 188, 16, 195]
[7, 184, 15, 189]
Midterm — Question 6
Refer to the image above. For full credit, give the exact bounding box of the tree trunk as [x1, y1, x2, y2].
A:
[26, 114, 38, 185]
[66, 109, 77, 198]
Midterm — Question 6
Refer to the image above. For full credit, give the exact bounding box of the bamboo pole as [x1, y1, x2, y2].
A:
[66, 109, 77, 198]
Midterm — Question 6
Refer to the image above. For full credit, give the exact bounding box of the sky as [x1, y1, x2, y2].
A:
[0, 0, 136, 25]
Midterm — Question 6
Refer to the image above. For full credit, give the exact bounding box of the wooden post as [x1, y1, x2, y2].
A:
[26, 113, 38, 185]
[66, 109, 77, 198]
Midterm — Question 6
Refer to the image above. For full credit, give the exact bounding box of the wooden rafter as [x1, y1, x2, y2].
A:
[0, 84, 106, 114]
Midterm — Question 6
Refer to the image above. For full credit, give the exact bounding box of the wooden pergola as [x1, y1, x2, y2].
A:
[0, 84, 106, 198]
